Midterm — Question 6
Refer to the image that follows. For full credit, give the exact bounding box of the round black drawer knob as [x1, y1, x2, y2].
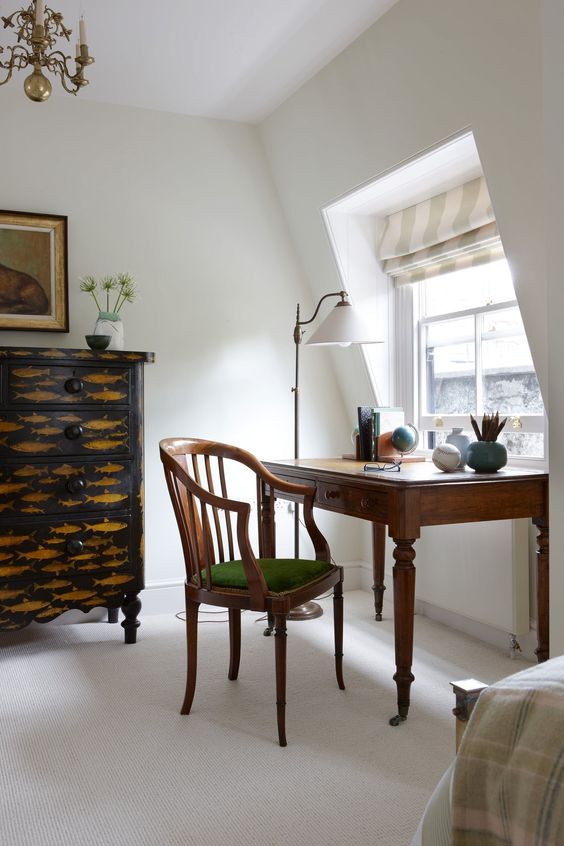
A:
[66, 539, 84, 556]
[66, 477, 85, 494]
[64, 378, 84, 394]
[65, 424, 84, 440]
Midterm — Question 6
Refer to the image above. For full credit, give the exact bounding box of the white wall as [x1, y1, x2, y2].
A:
[259, 0, 555, 643]
[0, 92, 362, 600]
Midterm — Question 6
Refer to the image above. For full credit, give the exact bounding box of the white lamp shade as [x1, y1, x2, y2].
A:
[305, 301, 382, 346]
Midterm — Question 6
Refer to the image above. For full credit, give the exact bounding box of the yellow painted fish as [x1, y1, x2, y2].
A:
[0, 589, 26, 600]
[78, 563, 99, 571]
[21, 492, 51, 503]
[82, 373, 126, 385]
[36, 349, 63, 358]
[58, 415, 82, 423]
[85, 493, 128, 505]
[49, 524, 82, 535]
[83, 439, 126, 451]
[22, 507, 44, 514]
[80, 597, 103, 606]
[57, 590, 96, 601]
[31, 426, 62, 437]
[0, 551, 14, 561]
[13, 465, 45, 477]
[0, 421, 24, 432]
[95, 463, 124, 474]
[60, 499, 83, 508]
[89, 521, 128, 533]
[67, 553, 95, 561]
[2, 600, 50, 613]
[36, 608, 66, 618]
[86, 537, 107, 547]
[12, 367, 49, 378]
[17, 549, 61, 561]
[83, 418, 124, 431]
[13, 391, 60, 402]
[18, 414, 50, 424]
[42, 538, 65, 545]
[87, 477, 120, 488]
[11, 442, 59, 453]
[94, 574, 133, 587]
[0, 501, 15, 512]
[0, 565, 31, 577]
[53, 465, 85, 477]
[85, 391, 127, 402]
[0, 534, 35, 547]
[102, 545, 127, 557]
[101, 560, 128, 569]
[41, 478, 58, 485]
[36, 580, 72, 590]
[42, 563, 75, 573]
[36, 379, 57, 387]
[0, 482, 28, 495]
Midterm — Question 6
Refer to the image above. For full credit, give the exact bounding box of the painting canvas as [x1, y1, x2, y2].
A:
[0, 210, 68, 331]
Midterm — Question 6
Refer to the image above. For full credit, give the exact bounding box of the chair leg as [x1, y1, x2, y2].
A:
[274, 613, 288, 747]
[181, 599, 199, 715]
[333, 581, 345, 690]
[228, 608, 241, 680]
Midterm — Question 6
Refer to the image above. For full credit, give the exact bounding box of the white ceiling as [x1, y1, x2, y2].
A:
[30, 0, 399, 123]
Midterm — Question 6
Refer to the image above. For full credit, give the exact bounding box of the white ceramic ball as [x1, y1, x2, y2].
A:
[432, 443, 461, 472]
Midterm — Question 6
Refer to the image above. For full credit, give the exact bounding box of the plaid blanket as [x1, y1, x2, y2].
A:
[452, 656, 564, 845]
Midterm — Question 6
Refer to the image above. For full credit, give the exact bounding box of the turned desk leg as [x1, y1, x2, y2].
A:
[390, 538, 416, 726]
[372, 523, 386, 621]
[533, 517, 549, 663]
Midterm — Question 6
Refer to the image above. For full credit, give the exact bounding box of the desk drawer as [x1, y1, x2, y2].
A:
[7, 365, 131, 404]
[316, 481, 388, 521]
[0, 411, 130, 457]
[0, 460, 131, 515]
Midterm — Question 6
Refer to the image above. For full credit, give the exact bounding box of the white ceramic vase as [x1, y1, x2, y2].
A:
[94, 311, 124, 350]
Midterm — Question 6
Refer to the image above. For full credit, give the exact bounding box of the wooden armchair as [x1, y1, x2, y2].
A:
[159, 437, 345, 746]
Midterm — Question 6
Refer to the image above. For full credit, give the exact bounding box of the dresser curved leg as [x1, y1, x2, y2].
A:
[108, 607, 119, 624]
[121, 592, 141, 643]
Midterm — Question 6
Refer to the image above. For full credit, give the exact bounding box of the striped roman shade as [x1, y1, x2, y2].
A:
[379, 176, 504, 285]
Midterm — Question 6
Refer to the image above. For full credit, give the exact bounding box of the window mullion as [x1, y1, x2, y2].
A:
[475, 312, 483, 413]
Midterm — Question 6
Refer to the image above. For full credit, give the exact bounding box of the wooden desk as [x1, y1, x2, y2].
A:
[262, 458, 549, 725]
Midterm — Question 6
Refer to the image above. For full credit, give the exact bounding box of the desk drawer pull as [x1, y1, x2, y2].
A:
[65, 424, 84, 440]
[324, 489, 340, 500]
[64, 378, 84, 395]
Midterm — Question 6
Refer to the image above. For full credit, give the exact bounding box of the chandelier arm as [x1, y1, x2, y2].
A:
[43, 51, 82, 93]
[0, 43, 30, 83]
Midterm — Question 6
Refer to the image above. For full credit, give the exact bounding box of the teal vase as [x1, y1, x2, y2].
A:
[466, 441, 507, 473]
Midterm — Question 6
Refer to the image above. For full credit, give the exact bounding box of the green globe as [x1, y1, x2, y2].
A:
[391, 424, 418, 454]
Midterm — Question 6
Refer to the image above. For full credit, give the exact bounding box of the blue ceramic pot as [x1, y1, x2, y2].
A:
[466, 440, 507, 473]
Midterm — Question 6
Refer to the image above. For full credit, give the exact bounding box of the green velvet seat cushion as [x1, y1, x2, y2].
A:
[199, 558, 333, 593]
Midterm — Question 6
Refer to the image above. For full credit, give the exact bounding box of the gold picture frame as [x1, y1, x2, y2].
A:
[0, 210, 68, 332]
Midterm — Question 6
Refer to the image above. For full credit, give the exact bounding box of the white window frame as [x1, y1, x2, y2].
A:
[395, 277, 546, 468]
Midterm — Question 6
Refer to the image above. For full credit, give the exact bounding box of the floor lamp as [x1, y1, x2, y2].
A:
[289, 290, 382, 621]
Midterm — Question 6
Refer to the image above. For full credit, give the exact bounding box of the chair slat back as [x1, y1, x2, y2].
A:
[160, 438, 268, 587]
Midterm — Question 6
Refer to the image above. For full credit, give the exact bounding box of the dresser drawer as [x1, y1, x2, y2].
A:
[0, 460, 131, 516]
[0, 410, 130, 457]
[0, 573, 136, 628]
[7, 364, 131, 404]
[0, 516, 133, 580]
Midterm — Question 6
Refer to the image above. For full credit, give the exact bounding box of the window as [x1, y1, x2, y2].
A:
[414, 259, 545, 459]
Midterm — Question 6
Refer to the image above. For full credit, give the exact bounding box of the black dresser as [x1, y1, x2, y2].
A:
[0, 346, 154, 642]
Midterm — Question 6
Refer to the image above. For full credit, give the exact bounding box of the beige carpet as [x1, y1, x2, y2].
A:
[0, 590, 529, 846]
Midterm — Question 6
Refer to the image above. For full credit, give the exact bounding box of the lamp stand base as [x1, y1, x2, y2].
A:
[288, 601, 323, 621]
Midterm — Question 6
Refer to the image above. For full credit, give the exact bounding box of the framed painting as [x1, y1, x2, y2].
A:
[0, 210, 68, 332]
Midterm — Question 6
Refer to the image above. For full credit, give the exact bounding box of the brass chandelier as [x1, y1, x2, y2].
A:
[0, 0, 93, 102]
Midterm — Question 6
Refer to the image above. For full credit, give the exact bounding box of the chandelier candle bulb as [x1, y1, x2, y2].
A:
[79, 17, 87, 46]
[35, 0, 44, 25]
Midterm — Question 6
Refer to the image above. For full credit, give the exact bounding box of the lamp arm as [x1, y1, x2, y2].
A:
[295, 290, 348, 337]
